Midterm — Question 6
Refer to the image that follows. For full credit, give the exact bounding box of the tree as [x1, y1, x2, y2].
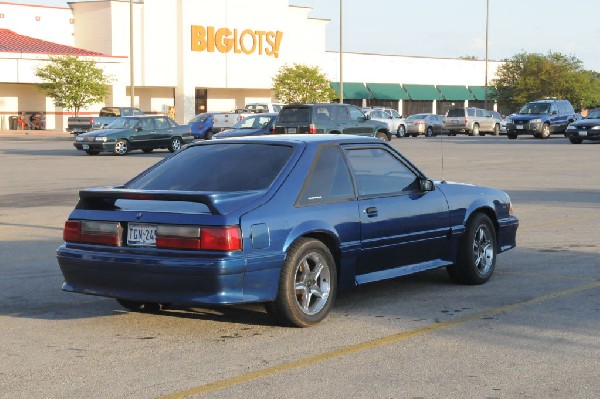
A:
[272, 64, 336, 103]
[493, 51, 600, 112]
[35, 55, 112, 116]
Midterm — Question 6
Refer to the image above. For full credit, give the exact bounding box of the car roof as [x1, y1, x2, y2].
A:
[189, 134, 381, 146]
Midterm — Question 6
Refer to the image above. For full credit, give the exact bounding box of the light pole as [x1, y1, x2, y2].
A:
[484, 0, 489, 110]
[339, 0, 343, 104]
[130, 0, 135, 108]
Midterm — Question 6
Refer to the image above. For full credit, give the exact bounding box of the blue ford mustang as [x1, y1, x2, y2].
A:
[57, 135, 518, 327]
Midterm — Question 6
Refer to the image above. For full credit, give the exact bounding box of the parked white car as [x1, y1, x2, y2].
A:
[363, 107, 407, 137]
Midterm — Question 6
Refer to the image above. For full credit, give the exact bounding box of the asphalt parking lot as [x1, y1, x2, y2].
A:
[0, 133, 598, 399]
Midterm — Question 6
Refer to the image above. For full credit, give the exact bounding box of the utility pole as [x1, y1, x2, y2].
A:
[339, 0, 343, 104]
[484, 0, 489, 110]
[130, 0, 135, 107]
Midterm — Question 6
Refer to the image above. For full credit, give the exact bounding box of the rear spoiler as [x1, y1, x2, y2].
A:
[77, 187, 221, 215]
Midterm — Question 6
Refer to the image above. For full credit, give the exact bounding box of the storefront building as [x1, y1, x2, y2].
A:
[0, 0, 501, 130]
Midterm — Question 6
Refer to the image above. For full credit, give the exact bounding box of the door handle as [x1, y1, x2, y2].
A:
[364, 207, 378, 217]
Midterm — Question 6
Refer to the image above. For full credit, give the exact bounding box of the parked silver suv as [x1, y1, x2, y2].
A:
[444, 107, 502, 136]
[363, 107, 407, 138]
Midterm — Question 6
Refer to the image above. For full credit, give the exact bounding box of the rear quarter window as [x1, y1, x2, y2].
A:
[278, 108, 310, 123]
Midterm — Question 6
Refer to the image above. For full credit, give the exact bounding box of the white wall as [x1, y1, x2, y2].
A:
[0, 2, 73, 45]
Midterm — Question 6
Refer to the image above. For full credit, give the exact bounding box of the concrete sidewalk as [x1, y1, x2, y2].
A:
[0, 129, 72, 138]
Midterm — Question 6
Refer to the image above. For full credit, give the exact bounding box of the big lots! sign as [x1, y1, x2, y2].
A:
[191, 26, 283, 58]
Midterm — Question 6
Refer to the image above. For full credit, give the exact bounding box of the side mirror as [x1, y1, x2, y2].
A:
[136, 127, 143, 132]
[363, 114, 371, 120]
[419, 178, 435, 192]
[552, 110, 558, 115]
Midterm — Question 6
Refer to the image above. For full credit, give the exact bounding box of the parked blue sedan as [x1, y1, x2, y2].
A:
[214, 113, 277, 138]
[57, 135, 518, 327]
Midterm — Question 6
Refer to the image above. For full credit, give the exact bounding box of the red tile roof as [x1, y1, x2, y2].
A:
[0, 28, 109, 56]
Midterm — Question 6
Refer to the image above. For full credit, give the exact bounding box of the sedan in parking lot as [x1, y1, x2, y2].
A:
[405, 113, 447, 137]
[564, 108, 600, 144]
[213, 113, 277, 138]
[73, 115, 194, 156]
[363, 107, 407, 138]
[57, 135, 518, 327]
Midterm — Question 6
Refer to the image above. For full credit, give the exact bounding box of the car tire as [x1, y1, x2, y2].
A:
[412, 133, 418, 138]
[493, 124, 500, 136]
[396, 125, 406, 138]
[471, 124, 480, 136]
[85, 150, 100, 156]
[113, 139, 129, 156]
[168, 137, 182, 153]
[205, 130, 213, 140]
[425, 127, 433, 137]
[541, 123, 551, 139]
[116, 299, 170, 312]
[375, 131, 389, 141]
[268, 238, 337, 327]
[142, 148, 154, 153]
[447, 213, 497, 285]
[569, 137, 583, 144]
[507, 133, 517, 140]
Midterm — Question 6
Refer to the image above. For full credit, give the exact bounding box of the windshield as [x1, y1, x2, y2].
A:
[232, 115, 275, 129]
[585, 110, 600, 119]
[107, 117, 141, 129]
[127, 143, 294, 192]
[519, 103, 550, 114]
[189, 113, 212, 123]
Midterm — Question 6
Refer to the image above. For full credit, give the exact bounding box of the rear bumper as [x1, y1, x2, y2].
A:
[56, 244, 283, 305]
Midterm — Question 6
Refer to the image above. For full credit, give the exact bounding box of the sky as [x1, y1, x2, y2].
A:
[13, 0, 600, 72]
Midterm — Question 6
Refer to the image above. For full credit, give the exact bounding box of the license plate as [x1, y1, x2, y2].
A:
[287, 128, 297, 134]
[452, 119, 458, 123]
[127, 223, 157, 246]
[579, 131, 588, 136]
[516, 125, 524, 130]
[82, 144, 89, 149]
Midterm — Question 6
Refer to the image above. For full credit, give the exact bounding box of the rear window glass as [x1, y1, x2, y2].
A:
[189, 113, 212, 123]
[100, 108, 120, 117]
[127, 143, 294, 192]
[278, 107, 310, 123]
[446, 109, 465, 117]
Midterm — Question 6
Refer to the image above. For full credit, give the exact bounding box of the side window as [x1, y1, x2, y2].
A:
[476, 109, 484, 117]
[297, 145, 355, 206]
[550, 104, 558, 114]
[390, 110, 401, 118]
[467, 108, 476, 117]
[132, 109, 145, 116]
[347, 106, 364, 121]
[140, 118, 155, 130]
[344, 147, 419, 197]
[155, 117, 169, 129]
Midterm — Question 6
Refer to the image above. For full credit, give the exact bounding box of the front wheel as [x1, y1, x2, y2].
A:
[396, 125, 406, 138]
[493, 124, 500, 136]
[267, 238, 337, 327]
[447, 213, 497, 285]
[168, 137, 182, 152]
[375, 131, 389, 141]
[540, 123, 551, 139]
[113, 139, 129, 155]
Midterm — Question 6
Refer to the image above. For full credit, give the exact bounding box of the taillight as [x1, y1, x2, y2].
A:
[89, 117, 94, 124]
[63, 220, 121, 246]
[309, 124, 316, 134]
[416, 121, 424, 125]
[156, 225, 242, 251]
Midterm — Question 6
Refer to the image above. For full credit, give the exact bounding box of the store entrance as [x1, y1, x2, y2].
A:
[195, 88, 207, 114]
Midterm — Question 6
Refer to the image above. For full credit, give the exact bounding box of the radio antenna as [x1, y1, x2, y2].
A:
[440, 131, 445, 182]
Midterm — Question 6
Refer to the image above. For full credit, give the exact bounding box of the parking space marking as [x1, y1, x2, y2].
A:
[158, 281, 600, 399]
[496, 271, 598, 283]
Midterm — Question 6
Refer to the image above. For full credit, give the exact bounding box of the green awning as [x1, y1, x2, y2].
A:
[330, 82, 370, 100]
[469, 86, 498, 101]
[402, 84, 443, 101]
[437, 85, 474, 101]
[366, 83, 409, 100]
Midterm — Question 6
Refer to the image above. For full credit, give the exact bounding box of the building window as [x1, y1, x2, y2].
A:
[35, 16, 41, 21]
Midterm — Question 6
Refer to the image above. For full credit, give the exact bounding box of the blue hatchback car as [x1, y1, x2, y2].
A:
[57, 135, 518, 327]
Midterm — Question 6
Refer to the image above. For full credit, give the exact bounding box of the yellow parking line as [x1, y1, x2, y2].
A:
[158, 281, 600, 399]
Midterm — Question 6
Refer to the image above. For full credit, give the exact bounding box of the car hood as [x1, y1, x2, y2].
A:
[569, 119, 600, 127]
[511, 113, 547, 121]
[77, 128, 130, 137]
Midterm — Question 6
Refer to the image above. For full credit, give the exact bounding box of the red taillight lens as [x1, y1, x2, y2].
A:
[89, 117, 94, 123]
[63, 220, 120, 246]
[309, 124, 316, 134]
[63, 220, 81, 242]
[201, 226, 242, 251]
[416, 121, 424, 125]
[155, 225, 242, 251]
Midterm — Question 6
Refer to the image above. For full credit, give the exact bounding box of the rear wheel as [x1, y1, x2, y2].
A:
[569, 137, 583, 144]
[266, 238, 337, 327]
[493, 123, 500, 136]
[425, 127, 433, 137]
[471, 124, 480, 136]
[396, 125, 406, 138]
[447, 213, 497, 285]
[204, 130, 213, 140]
[168, 137, 182, 152]
[113, 139, 129, 155]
